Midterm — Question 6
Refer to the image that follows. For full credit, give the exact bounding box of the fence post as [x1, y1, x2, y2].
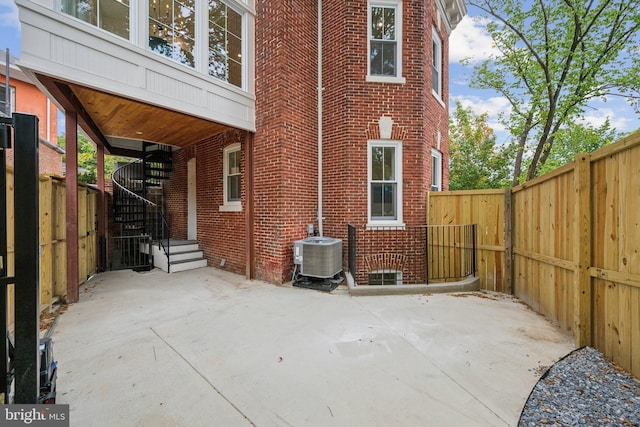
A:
[504, 188, 513, 294]
[574, 154, 592, 347]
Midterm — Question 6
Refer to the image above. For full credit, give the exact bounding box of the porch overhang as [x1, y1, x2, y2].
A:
[15, 0, 256, 154]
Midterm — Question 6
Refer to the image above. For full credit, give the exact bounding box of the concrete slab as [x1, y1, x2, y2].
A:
[53, 268, 574, 426]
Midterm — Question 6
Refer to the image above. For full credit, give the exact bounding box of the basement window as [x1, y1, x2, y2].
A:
[369, 270, 402, 286]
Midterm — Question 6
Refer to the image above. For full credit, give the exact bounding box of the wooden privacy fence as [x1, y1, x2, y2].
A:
[4, 166, 98, 327]
[427, 131, 640, 379]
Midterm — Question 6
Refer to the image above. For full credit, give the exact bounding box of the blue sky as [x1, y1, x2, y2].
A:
[448, 8, 639, 144]
[1, 0, 637, 143]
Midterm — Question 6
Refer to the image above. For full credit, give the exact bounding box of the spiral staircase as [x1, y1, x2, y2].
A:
[111, 143, 206, 273]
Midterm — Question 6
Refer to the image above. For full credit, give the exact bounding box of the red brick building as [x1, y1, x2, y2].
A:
[1, 49, 63, 176]
[16, 0, 465, 287]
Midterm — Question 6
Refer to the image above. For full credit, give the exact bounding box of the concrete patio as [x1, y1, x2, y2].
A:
[52, 267, 574, 426]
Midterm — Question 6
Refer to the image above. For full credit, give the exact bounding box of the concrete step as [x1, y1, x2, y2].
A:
[152, 240, 207, 273]
[169, 257, 208, 273]
[168, 250, 204, 262]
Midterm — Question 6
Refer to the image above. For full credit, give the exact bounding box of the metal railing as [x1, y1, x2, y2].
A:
[347, 224, 477, 286]
[112, 160, 171, 268]
[108, 235, 152, 271]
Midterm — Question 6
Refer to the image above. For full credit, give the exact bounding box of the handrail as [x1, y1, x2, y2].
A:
[112, 160, 171, 270]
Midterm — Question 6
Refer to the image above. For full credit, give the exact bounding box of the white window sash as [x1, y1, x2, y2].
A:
[367, 1, 405, 84]
[220, 142, 242, 212]
[368, 140, 403, 226]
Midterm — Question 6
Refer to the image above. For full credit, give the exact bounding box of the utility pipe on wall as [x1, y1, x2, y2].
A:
[317, 0, 324, 237]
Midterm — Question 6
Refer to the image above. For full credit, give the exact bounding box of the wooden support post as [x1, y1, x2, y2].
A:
[65, 111, 79, 303]
[504, 188, 513, 294]
[245, 132, 255, 280]
[574, 154, 592, 346]
[96, 143, 105, 271]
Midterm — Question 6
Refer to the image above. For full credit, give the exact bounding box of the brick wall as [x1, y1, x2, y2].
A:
[39, 143, 64, 176]
[166, 1, 452, 285]
[1, 75, 62, 174]
[254, 0, 319, 283]
[165, 130, 249, 276]
[322, 0, 451, 244]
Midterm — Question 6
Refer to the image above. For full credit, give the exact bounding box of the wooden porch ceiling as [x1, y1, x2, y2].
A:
[68, 84, 230, 149]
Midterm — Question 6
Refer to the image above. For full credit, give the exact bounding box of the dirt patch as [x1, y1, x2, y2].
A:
[448, 291, 499, 301]
[39, 303, 69, 332]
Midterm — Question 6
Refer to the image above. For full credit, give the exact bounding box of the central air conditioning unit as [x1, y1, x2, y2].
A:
[293, 237, 342, 278]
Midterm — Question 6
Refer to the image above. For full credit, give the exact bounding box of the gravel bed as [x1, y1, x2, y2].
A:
[519, 347, 640, 426]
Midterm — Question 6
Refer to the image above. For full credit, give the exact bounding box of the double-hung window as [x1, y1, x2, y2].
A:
[368, 141, 403, 225]
[367, 1, 404, 83]
[432, 27, 442, 99]
[61, 0, 130, 40]
[221, 143, 242, 211]
[431, 149, 442, 191]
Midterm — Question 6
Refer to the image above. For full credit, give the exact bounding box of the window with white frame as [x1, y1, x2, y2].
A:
[149, 0, 196, 67]
[431, 27, 442, 98]
[221, 143, 241, 211]
[209, 2, 243, 88]
[368, 270, 403, 286]
[367, 1, 404, 83]
[431, 149, 442, 191]
[0, 85, 16, 116]
[61, 0, 130, 39]
[369, 141, 403, 224]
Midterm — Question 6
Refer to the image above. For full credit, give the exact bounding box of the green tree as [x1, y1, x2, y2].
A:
[449, 101, 513, 190]
[467, 0, 640, 185]
[534, 120, 622, 176]
[59, 134, 129, 184]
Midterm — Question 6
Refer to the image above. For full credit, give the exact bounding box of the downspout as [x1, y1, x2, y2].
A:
[4, 49, 9, 116]
[317, 0, 323, 237]
[46, 99, 51, 142]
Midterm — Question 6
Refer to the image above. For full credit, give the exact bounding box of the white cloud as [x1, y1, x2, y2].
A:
[449, 16, 500, 64]
[450, 95, 515, 145]
[0, 0, 20, 29]
[576, 108, 632, 131]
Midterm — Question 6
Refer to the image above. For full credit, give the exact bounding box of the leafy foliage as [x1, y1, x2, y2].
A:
[59, 134, 130, 184]
[467, 0, 640, 184]
[449, 101, 513, 190]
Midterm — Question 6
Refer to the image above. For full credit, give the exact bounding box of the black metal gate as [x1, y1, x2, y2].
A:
[1, 113, 41, 403]
[108, 234, 153, 271]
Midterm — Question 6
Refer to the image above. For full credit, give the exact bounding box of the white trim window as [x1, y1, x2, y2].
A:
[367, 1, 405, 84]
[208, 2, 243, 88]
[431, 149, 442, 191]
[61, 0, 131, 40]
[431, 27, 442, 99]
[220, 142, 242, 212]
[149, 0, 196, 67]
[368, 140, 403, 226]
